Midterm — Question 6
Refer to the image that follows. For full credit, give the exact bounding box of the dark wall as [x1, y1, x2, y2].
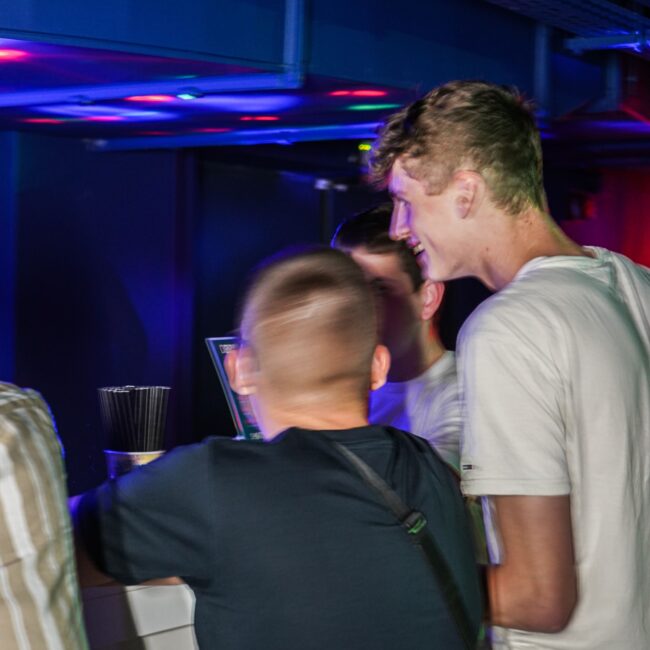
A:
[14, 133, 190, 492]
[192, 159, 383, 438]
[10, 131, 491, 494]
[0, 133, 18, 379]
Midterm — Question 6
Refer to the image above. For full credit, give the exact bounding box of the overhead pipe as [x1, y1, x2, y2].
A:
[90, 122, 382, 151]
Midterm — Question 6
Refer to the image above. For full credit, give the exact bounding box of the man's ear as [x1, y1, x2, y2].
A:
[224, 348, 258, 396]
[420, 280, 445, 321]
[452, 170, 484, 219]
[370, 344, 391, 391]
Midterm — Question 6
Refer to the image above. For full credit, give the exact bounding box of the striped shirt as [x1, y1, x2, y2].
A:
[0, 383, 88, 650]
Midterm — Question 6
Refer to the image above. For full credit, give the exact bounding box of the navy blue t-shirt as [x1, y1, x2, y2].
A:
[77, 426, 481, 649]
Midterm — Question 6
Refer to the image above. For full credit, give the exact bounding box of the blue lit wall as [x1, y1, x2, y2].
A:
[0, 134, 18, 379]
[14, 134, 186, 492]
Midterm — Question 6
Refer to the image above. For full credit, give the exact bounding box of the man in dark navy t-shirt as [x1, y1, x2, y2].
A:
[73, 247, 481, 650]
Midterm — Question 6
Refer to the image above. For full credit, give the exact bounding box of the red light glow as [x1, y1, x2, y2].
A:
[0, 49, 28, 61]
[240, 116, 279, 121]
[195, 127, 232, 133]
[352, 89, 387, 97]
[22, 118, 62, 124]
[329, 89, 387, 97]
[125, 95, 175, 103]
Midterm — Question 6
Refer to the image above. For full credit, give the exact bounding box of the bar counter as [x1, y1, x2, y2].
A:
[82, 583, 197, 649]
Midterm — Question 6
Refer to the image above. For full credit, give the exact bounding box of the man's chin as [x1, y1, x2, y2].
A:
[417, 252, 434, 280]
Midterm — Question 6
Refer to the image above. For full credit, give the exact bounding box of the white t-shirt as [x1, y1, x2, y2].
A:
[459, 248, 650, 650]
[369, 350, 461, 472]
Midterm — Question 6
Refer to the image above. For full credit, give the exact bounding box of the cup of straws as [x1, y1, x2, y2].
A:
[98, 385, 170, 479]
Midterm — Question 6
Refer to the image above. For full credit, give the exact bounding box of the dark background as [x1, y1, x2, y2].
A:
[2, 0, 650, 492]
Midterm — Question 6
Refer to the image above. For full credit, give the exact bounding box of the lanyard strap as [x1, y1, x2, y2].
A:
[331, 440, 476, 650]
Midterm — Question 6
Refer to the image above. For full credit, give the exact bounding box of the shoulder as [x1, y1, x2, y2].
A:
[0, 382, 50, 415]
[0, 383, 60, 455]
[458, 263, 597, 352]
[153, 435, 260, 469]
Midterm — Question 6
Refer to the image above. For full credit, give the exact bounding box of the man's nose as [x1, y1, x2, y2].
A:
[389, 205, 409, 241]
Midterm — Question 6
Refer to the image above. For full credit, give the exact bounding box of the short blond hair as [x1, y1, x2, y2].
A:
[240, 247, 378, 402]
[371, 80, 545, 216]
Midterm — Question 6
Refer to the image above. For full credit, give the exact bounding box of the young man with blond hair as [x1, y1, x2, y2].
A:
[372, 80, 650, 649]
[73, 247, 482, 650]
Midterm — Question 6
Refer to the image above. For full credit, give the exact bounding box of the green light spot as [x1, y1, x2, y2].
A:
[358, 142, 372, 151]
[347, 103, 401, 111]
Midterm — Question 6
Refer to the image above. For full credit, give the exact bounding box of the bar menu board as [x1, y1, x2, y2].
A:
[205, 337, 263, 441]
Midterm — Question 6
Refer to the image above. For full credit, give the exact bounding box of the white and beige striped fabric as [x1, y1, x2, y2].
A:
[0, 383, 88, 650]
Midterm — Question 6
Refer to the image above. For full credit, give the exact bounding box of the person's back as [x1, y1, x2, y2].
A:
[0, 383, 88, 650]
[74, 247, 481, 649]
[459, 247, 650, 648]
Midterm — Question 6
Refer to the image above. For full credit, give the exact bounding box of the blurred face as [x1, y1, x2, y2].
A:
[388, 158, 469, 282]
[350, 247, 424, 359]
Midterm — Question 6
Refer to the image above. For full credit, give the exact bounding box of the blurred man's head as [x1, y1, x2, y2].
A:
[370, 81, 546, 285]
[226, 247, 389, 437]
[332, 205, 445, 379]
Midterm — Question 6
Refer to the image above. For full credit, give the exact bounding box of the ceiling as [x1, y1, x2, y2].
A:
[0, 37, 416, 149]
[484, 0, 650, 38]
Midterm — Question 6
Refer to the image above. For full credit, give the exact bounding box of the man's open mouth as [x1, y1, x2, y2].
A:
[410, 242, 424, 257]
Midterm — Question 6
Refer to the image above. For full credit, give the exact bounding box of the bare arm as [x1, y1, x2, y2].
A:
[69, 495, 116, 587]
[70, 495, 183, 588]
[486, 495, 577, 633]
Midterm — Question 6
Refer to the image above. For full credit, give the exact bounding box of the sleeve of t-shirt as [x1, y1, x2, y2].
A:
[458, 311, 570, 497]
[422, 384, 461, 474]
[76, 441, 213, 585]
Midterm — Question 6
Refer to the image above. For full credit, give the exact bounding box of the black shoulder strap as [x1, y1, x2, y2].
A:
[331, 440, 476, 650]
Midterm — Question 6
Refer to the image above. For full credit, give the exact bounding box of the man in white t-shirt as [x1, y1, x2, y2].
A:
[371, 80, 650, 649]
[332, 204, 461, 472]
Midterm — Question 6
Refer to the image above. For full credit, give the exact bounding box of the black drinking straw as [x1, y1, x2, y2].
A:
[99, 385, 169, 451]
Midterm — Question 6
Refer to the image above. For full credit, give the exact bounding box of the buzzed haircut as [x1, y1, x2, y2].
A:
[331, 204, 424, 291]
[239, 247, 379, 403]
[370, 80, 545, 216]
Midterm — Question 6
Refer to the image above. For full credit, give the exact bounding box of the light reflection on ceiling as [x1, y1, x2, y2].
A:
[0, 37, 416, 147]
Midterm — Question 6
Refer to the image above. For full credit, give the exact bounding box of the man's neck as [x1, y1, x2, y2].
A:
[260, 399, 369, 440]
[387, 326, 446, 383]
[477, 208, 589, 291]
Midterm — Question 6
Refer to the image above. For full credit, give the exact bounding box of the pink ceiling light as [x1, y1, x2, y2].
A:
[240, 115, 279, 121]
[329, 89, 387, 97]
[0, 48, 28, 61]
[125, 95, 175, 102]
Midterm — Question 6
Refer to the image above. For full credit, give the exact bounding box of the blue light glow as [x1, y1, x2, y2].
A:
[92, 122, 382, 151]
[36, 104, 177, 121]
[192, 94, 300, 112]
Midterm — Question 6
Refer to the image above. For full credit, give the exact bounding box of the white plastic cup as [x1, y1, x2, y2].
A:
[104, 449, 165, 480]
